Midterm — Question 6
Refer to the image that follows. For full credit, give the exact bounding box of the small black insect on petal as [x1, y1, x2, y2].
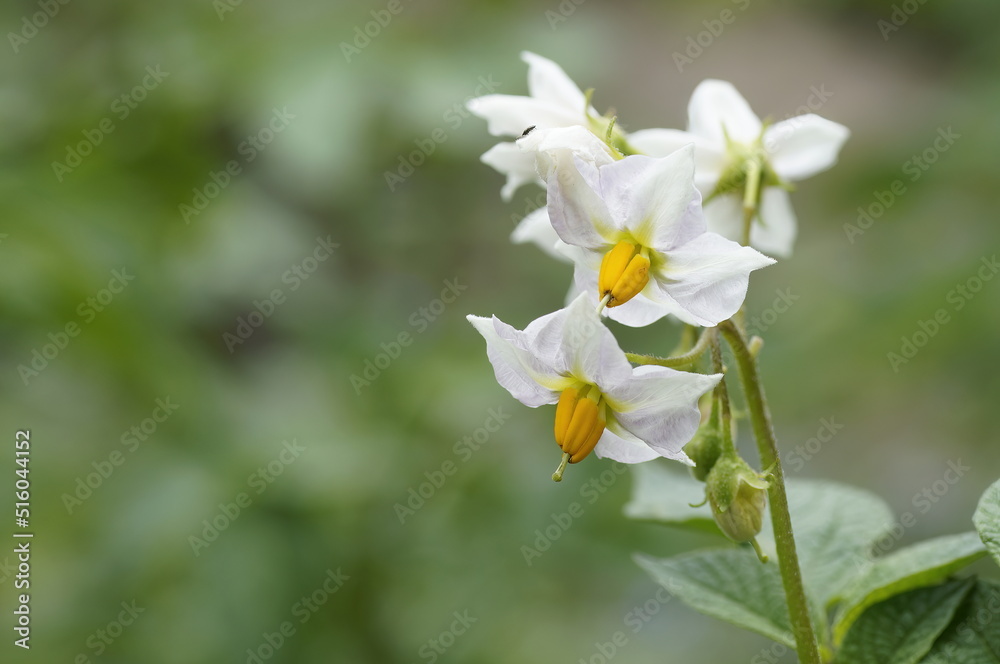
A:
[520, 125, 536, 137]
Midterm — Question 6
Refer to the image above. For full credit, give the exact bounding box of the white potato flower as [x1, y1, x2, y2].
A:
[629, 80, 849, 257]
[467, 293, 721, 479]
[542, 144, 774, 327]
[467, 51, 605, 201]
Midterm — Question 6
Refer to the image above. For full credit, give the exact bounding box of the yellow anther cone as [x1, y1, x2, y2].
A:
[554, 386, 606, 464]
[598, 241, 650, 307]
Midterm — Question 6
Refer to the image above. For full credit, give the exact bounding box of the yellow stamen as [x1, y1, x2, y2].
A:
[564, 396, 599, 456]
[553, 385, 607, 470]
[554, 387, 579, 443]
[598, 241, 650, 307]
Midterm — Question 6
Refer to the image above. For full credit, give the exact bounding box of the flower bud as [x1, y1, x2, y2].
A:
[598, 241, 650, 307]
[706, 455, 769, 543]
[554, 385, 606, 463]
[683, 424, 723, 483]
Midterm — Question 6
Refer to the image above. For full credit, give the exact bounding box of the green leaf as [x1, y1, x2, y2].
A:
[837, 578, 974, 664]
[628, 469, 897, 607]
[624, 461, 722, 535]
[920, 579, 1000, 663]
[833, 532, 987, 645]
[973, 478, 1000, 568]
[773, 480, 895, 608]
[629, 472, 896, 649]
[635, 547, 806, 648]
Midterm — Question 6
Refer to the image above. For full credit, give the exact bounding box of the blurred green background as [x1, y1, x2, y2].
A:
[2, 0, 999, 662]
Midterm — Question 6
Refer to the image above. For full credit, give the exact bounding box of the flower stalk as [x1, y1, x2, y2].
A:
[741, 156, 761, 247]
[626, 327, 715, 369]
[718, 319, 822, 664]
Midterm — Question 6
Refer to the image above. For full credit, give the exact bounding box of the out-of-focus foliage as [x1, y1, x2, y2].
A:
[1, 0, 998, 662]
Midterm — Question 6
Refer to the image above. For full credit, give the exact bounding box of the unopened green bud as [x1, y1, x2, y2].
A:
[684, 425, 723, 483]
[706, 455, 769, 543]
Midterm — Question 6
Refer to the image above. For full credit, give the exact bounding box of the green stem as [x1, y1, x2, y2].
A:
[709, 336, 735, 456]
[627, 328, 715, 369]
[672, 324, 698, 355]
[742, 157, 761, 247]
[718, 320, 822, 664]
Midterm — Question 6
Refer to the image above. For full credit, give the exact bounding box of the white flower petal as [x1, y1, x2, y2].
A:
[571, 257, 688, 328]
[521, 51, 588, 112]
[764, 114, 849, 181]
[628, 127, 725, 189]
[543, 150, 616, 249]
[751, 188, 797, 258]
[703, 190, 798, 258]
[560, 241, 603, 273]
[688, 79, 762, 145]
[466, 53, 595, 139]
[467, 314, 566, 407]
[657, 233, 776, 326]
[605, 291, 679, 327]
[467, 95, 581, 137]
[524, 293, 633, 388]
[480, 142, 539, 201]
[605, 365, 720, 461]
[628, 279, 708, 326]
[519, 126, 617, 181]
[594, 426, 662, 464]
[627, 127, 698, 156]
[511, 207, 569, 262]
[596, 149, 705, 250]
[501, 307, 569, 376]
[702, 192, 744, 244]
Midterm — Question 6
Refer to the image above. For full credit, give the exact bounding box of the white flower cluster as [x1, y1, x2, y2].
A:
[465, 52, 847, 475]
